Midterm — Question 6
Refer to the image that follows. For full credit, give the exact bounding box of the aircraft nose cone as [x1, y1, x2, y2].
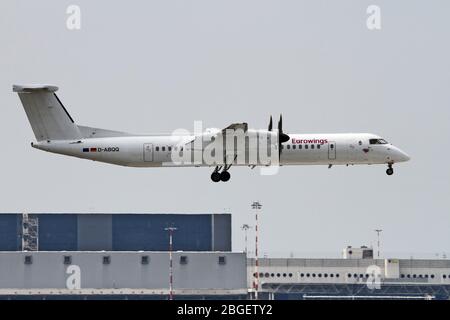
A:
[401, 151, 411, 162]
[392, 147, 410, 162]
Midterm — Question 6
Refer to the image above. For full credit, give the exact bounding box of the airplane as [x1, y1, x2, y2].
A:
[13, 84, 410, 182]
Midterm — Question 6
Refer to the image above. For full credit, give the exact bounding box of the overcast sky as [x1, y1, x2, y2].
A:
[1, 0, 449, 258]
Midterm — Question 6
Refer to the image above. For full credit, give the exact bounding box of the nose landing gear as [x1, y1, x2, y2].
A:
[386, 164, 394, 176]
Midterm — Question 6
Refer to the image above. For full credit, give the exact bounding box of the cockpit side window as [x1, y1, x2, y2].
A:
[369, 138, 388, 145]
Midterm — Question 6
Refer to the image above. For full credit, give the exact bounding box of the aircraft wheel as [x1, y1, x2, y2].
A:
[386, 168, 394, 176]
[211, 171, 221, 182]
[220, 171, 231, 182]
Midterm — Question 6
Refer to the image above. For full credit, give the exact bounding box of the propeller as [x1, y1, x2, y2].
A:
[268, 114, 290, 158]
[278, 114, 290, 143]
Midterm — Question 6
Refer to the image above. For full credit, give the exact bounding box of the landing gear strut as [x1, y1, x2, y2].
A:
[386, 164, 394, 176]
[210, 165, 232, 182]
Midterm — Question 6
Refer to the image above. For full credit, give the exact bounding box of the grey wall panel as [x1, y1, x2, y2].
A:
[0, 252, 246, 290]
[77, 214, 112, 251]
[212, 214, 231, 251]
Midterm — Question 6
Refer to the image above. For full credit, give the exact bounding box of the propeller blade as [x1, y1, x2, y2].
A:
[278, 114, 282, 133]
[277, 114, 282, 158]
[268, 115, 273, 131]
[277, 114, 290, 159]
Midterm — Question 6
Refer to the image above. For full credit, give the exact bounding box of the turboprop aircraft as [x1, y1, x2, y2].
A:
[14, 84, 410, 182]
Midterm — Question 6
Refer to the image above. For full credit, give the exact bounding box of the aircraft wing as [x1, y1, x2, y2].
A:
[222, 122, 248, 134]
[184, 122, 249, 146]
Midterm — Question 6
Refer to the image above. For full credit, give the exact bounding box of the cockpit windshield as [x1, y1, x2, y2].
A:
[369, 138, 388, 145]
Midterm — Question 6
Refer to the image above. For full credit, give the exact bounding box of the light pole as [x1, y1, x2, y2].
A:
[251, 201, 262, 300]
[375, 229, 382, 258]
[241, 224, 251, 254]
[165, 226, 177, 300]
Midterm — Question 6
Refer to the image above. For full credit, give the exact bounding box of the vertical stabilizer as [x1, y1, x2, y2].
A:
[13, 84, 81, 141]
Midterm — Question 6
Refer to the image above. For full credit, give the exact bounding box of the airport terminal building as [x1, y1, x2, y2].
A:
[249, 248, 450, 300]
[0, 213, 449, 300]
[0, 213, 244, 299]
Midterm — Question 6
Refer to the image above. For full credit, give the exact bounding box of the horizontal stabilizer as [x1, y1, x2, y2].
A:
[13, 84, 59, 93]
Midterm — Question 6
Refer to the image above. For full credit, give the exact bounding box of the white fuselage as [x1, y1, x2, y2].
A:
[32, 132, 410, 168]
[13, 84, 410, 178]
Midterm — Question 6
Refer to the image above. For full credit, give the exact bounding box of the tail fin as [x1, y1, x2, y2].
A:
[13, 84, 82, 141]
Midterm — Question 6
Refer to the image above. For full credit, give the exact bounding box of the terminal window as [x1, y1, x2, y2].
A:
[63, 255, 72, 265]
[24, 255, 33, 265]
[141, 255, 149, 265]
[218, 256, 226, 265]
[180, 256, 188, 265]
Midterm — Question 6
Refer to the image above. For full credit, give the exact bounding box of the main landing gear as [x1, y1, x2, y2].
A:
[386, 163, 394, 176]
[211, 165, 232, 182]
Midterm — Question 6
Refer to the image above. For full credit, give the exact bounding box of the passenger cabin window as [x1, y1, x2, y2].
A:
[305, 145, 308, 149]
[311, 145, 314, 149]
[162, 146, 166, 151]
[287, 145, 290, 149]
[155, 146, 159, 151]
[369, 138, 388, 145]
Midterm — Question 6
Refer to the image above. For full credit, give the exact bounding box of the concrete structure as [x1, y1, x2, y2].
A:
[0, 213, 231, 252]
[0, 251, 247, 299]
[1, 213, 449, 300]
[247, 257, 450, 299]
[2, 251, 449, 300]
[342, 246, 373, 259]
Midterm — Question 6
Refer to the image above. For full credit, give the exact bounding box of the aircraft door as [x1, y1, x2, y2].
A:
[143, 143, 153, 162]
[328, 141, 336, 160]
